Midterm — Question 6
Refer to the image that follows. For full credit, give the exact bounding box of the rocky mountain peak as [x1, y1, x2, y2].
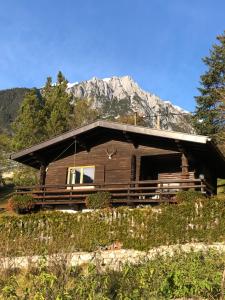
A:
[67, 76, 193, 133]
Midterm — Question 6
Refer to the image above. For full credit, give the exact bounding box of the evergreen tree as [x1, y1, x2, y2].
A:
[193, 31, 225, 141]
[42, 77, 53, 98]
[70, 98, 99, 128]
[12, 89, 46, 150]
[44, 71, 72, 138]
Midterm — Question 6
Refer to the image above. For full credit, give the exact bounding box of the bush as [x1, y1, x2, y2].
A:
[85, 192, 111, 209]
[8, 194, 35, 214]
[12, 166, 38, 186]
[176, 190, 205, 203]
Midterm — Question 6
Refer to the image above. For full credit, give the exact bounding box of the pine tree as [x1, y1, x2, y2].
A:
[12, 89, 46, 150]
[44, 71, 72, 138]
[57, 71, 66, 84]
[70, 98, 99, 129]
[193, 31, 225, 141]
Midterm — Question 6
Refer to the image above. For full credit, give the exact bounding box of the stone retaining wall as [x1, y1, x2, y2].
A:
[2, 242, 225, 270]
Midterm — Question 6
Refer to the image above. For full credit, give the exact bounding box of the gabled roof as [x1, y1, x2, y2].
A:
[10, 120, 225, 177]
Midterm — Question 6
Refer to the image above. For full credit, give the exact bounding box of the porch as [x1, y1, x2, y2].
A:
[15, 178, 212, 207]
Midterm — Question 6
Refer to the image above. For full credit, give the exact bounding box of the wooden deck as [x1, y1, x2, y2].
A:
[15, 179, 212, 206]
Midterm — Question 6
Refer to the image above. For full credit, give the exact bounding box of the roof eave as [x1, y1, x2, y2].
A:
[10, 120, 211, 161]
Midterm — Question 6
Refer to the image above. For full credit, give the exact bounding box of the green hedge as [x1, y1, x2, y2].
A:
[85, 191, 111, 209]
[1, 195, 225, 256]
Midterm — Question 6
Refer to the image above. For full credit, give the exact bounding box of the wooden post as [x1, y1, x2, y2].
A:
[135, 156, 141, 182]
[181, 153, 189, 179]
[39, 163, 47, 186]
[128, 155, 136, 206]
[134, 112, 137, 126]
[130, 155, 136, 183]
[181, 153, 189, 191]
[156, 114, 160, 129]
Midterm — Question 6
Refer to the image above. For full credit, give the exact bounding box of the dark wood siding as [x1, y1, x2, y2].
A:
[46, 140, 180, 185]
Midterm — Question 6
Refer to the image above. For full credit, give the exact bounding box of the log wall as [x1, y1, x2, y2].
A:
[45, 140, 180, 185]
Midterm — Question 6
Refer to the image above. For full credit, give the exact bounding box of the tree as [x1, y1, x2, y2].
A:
[115, 113, 146, 126]
[70, 98, 99, 129]
[44, 72, 72, 137]
[193, 31, 225, 142]
[12, 89, 46, 150]
[0, 133, 12, 182]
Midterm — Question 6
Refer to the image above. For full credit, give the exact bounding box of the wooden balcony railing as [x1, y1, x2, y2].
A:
[15, 179, 212, 206]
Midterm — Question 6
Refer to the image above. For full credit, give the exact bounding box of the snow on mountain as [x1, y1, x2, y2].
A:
[67, 82, 78, 88]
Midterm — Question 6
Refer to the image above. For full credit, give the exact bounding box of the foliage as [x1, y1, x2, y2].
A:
[10, 72, 101, 151]
[12, 165, 38, 186]
[218, 178, 225, 194]
[70, 98, 99, 129]
[11, 72, 73, 149]
[12, 89, 46, 150]
[85, 192, 111, 209]
[44, 72, 73, 138]
[116, 113, 146, 126]
[1, 196, 225, 256]
[0, 88, 30, 133]
[193, 31, 225, 142]
[0, 133, 12, 175]
[0, 133, 11, 151]
[100, 96, 133, 119]
[176, 190, 205, 203]
[7, 194, 35, 214]
[0, 251, 224, 299]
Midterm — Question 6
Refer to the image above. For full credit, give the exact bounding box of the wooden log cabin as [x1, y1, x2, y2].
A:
[10, 121, 225, 207]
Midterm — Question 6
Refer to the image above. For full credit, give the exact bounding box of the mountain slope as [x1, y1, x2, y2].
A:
[0, 76, 193, 133]
[0, 88, 30, 132]
[67, 76, 193, 133]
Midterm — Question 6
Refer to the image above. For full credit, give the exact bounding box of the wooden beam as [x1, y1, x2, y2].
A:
[175, 140, 189, 180]
[181, 152, 189, 179]
[130, 155, 136, 182]
[39, 163, 47, 186]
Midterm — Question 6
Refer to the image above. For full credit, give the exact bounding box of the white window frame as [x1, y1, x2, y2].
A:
[67, 165, 95, 189]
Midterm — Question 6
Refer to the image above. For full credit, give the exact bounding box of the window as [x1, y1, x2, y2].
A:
[67, 166, 95, 185]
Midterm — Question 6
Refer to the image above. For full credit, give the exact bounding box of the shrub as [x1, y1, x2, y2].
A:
[176, 190, 205, 203]
[85, 192, 111, 209]
[8, 194, 35, 214]
[12, 166, 38, 186]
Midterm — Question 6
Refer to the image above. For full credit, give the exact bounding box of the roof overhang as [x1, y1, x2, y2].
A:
[10, 121, 225, 178]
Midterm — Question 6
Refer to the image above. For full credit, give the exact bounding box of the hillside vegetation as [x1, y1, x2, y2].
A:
[1, 195, 225, 298]
[1, 194, 225, 257]
[0, 88, 30, 132]
[0, 250, 224, 299]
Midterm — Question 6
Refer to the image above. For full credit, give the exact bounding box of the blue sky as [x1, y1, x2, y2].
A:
[0, 0, 224, 111]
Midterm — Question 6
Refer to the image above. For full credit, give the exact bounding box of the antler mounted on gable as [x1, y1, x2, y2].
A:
[104, 147, 117, 160]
